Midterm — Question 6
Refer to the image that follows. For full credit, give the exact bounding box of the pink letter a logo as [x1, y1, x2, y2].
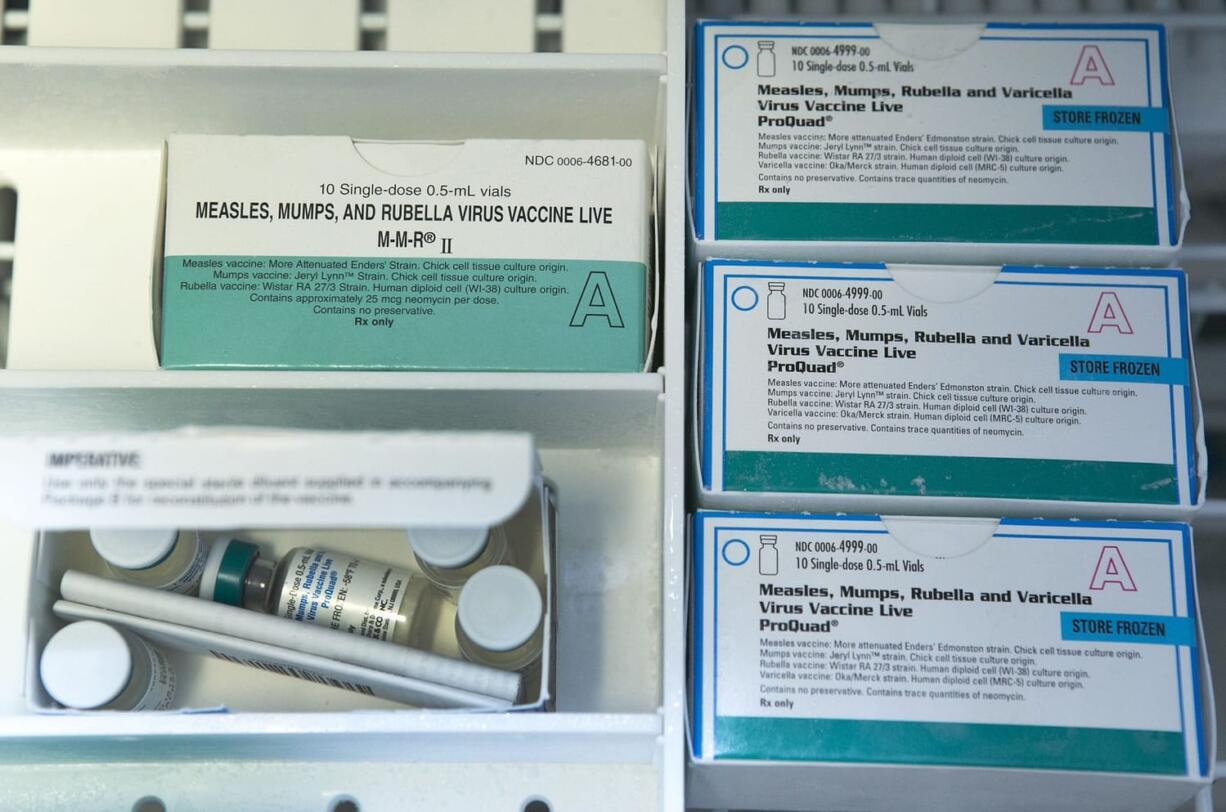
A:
[1087, 291, 1133, 334]
[1070, 45, 1115, 86]
[1088, 546, 1137, 592]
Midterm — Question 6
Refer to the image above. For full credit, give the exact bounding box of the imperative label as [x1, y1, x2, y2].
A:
[691, 513, 1204, 775]
[161, 136, 650, 371]
[278, 548, 409, 643]
[0, 429, 535, 529]
[701, 262, 1196, 505]
[694, 22, 1175, 245]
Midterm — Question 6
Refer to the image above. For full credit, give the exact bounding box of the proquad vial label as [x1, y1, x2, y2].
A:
[694, 22, 1175, 246]
[701, 262, 1196, 506]
[278, 548, 409, 642]
[691, 512, 1204, 776]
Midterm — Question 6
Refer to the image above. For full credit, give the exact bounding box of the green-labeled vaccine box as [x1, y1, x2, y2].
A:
[161, 135, 654, 371]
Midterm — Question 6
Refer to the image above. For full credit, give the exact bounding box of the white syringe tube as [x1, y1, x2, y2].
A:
[60, 570, 520, 703]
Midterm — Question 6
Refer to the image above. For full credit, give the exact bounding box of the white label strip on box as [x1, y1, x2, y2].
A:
[693, 22, 1175, 246]
[701, 262, 1197, 507]
[0, 429, 535, 529]
[691, 512, 1205, 778]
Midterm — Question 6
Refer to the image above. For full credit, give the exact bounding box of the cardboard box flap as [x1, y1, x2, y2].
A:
[0, 428, 537, 530]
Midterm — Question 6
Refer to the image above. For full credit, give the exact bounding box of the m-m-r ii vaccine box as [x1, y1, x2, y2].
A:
[161, 135, 653, 371]
[691, 22, 1186, 266]
[697, 261, 1205, 519]
[688, 512, 1213, 812]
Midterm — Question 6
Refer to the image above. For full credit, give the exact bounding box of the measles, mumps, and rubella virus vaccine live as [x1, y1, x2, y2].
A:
[161, 135, 652, 371]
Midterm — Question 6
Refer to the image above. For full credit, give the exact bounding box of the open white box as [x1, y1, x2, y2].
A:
[14, 430, 559, 715]
[0, 13, 692, 806]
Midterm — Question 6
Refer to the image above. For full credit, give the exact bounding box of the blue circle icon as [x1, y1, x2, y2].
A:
[731, 285, 759, 312]
[722, 538, 751, 567]
[721, 45, 750, 70]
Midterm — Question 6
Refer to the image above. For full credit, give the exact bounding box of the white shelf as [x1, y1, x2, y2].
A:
[0, 49, 666, 149]
[0, 760, 663, 812]
[0, 371, 665, 450]
[0, 1, 688, 810]
[682, 7, 1226, 812]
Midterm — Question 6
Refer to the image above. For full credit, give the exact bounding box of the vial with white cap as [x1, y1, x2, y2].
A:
[40, 621, 176, 711]
[200, 538, 442, 648]
[407, 525, 514, 596]
[456, 565, 543, 675]
[89, 528, 207, 595]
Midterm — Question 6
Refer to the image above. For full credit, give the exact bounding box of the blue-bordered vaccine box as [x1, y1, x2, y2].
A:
[687, 512, 1214, 811]
[695, 261, 1205, 520]
[691, 22, 1187, 266]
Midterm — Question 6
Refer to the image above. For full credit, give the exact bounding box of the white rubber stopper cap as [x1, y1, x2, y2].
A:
[89, 528, 178, 570]
[40, 621, 132, 709]
[457, 566, 542, 652]
[408, 527, 490, 569]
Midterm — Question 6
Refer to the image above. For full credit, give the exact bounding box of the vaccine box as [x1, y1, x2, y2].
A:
[691, 22, 1186, 266]
[688, 511, 1213, 812]
[696, 260, 1205, 520]
[161, 135, 654, 371]
[4, 429, 557, 714]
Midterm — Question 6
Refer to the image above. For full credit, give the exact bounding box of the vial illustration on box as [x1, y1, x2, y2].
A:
[759, 535, 779, 576]
[767, 282, 786, 320]
[757, 41, 776, 78]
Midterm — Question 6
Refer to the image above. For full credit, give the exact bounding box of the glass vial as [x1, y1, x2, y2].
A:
[89, 528, 208, 595]
[201, 538, 440, 648]
[766, 282, 786, 320]
[40, 621, 176, 711]
[407, 525, 514, 596]
[757, 40, 776, 78]
[759, 535, 779, 576]
[456, 566, 543, 674]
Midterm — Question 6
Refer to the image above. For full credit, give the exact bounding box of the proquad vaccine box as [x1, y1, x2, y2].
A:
[691, 22, 1187, 266]
[688, 512, 1213, 812]
[697, 260, 1205, 520]
[161, 135, 653, 371]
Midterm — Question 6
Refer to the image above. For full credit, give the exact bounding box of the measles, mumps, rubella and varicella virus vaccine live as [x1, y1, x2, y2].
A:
[692, 22, 1183, 263]
[161, 135, 652, 371]
[689, 512, 1206, 782]
[698, 261, 1203, 511]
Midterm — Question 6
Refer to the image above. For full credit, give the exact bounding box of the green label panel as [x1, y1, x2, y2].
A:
[715, 202, 1159, 245]
[161, 255, 646, 371]
[723, 451, 1178, 504]
[715, 717, 1186, 775]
